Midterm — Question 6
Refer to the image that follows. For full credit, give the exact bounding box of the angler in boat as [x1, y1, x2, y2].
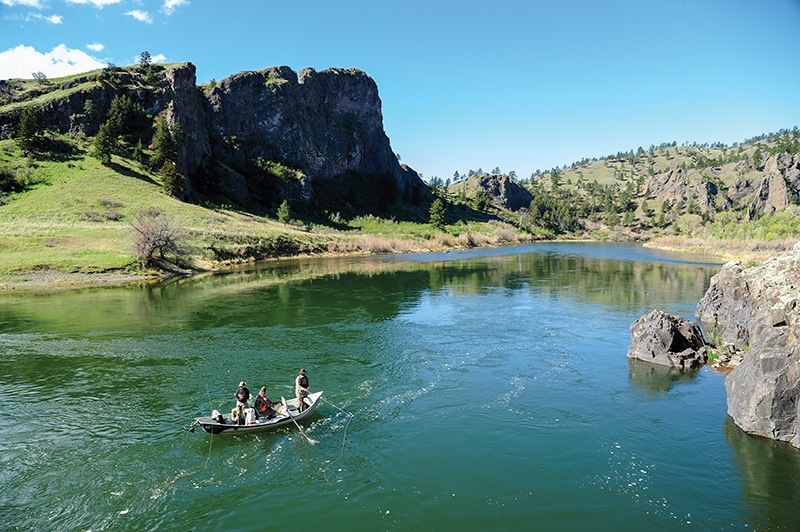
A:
[190, 378, 323, 435]
[231, 381, 250, 424]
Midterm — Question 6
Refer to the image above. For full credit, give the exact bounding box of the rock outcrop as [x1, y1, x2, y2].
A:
[641, 152, 800, 219]
[0, 63, 427, 215]
[204, 66, 424, 208]
[449, 173, 533, 211]
[627, 309, 709, 369]
[746, 154, 800, 220]
[696, 243, 800, 448]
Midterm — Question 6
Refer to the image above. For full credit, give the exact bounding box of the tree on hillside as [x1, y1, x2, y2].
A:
[160, 162, 185, 197]
[429, 198, 446, 229]
[150, 116, 176, 170]
[32, 71, 48, 85]
[92, 121, 116, 165]
[16, 106, 45, 151]
[550, 169, 560, 191]
[277, 199, 291, 224]
[139, 51, 152, 67]
[106, 94, 145, 137]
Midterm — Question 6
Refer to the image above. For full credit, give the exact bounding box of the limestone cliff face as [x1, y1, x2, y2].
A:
[696, 244, 800, 448]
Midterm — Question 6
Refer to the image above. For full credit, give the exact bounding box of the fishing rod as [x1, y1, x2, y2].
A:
[281, 396, 318, 444]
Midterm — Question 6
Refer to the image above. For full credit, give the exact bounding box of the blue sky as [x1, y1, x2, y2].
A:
[2, 0, 799, 182]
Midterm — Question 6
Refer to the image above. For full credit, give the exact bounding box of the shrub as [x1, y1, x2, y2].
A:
[80, 210, 103, 222]
[129, 208, 190, 269]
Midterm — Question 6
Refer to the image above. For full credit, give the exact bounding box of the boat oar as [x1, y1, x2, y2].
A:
[281, 396, 318, 445]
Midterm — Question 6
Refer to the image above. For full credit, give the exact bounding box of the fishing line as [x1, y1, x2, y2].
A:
[321, 397, 355, 486]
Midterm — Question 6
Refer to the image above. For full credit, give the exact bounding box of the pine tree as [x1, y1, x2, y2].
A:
[277, 199, 291, 224]
[92, 121, 116, 165]
[160, 162, 185, 197]
[16, 106, 45, 151]
[429, 198, 446, 229]
[151, 116, 176, 170]
[139, 51, 152, 67]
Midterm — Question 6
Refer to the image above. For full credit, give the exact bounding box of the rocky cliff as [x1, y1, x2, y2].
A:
[449, 173, 533, 211]
[0, 63, 427, 215]
[641, 153, 800, 219]
[203, 66, 425, 210]
[696, 244, 800, 448]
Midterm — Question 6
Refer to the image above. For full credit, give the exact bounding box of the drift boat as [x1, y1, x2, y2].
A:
[191, 391, 323, 435]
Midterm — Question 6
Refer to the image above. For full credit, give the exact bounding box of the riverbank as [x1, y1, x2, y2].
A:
[644, 235, 798, 263]
[0, 234, 743, 292]
[0, 228, 541, 292]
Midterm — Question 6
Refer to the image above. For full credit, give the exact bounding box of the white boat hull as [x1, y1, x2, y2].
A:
[192, 391, 323, 435]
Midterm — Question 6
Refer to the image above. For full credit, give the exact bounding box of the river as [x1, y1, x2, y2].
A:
[2, 242, 799, 531]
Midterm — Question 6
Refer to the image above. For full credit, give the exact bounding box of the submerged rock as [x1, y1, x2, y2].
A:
[696, 243, 800, 448]
[627, 309, 708, 369]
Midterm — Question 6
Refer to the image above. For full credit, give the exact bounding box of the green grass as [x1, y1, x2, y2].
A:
[0, 81, 99, 114]
[1, 135, 537, 278]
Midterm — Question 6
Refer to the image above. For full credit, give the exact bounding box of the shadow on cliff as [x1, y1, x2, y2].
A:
[723, 415, 800, 530]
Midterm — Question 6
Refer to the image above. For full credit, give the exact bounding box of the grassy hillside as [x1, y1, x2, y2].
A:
[0, 135, 532, 282]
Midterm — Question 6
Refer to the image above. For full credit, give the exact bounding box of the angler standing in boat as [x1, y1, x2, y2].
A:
[295, 369, 310, 412]
[231, 381, 250, 424]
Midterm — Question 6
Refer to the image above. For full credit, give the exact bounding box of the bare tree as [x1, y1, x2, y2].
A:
[31, 71, 48, 85]
[129, 208, 190, 269]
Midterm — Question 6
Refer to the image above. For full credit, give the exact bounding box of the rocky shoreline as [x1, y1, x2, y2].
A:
[696, 242, 800, 449]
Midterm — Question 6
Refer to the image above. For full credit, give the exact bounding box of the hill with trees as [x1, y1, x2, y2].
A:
[1, 59, 798, 285]
[441, 130, 799, 255]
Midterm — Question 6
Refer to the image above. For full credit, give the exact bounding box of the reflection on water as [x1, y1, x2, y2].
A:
[0, 242, 718, 335]
[724, 416, 800, 531]
[627, 358, 700, 394]
[6, 242, 797, 531]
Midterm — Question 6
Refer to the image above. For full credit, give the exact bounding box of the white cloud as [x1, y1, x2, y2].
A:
[162, 0, 188, 15]
[64, 0, 123, 7]
[0, 44, 106, 79]
[86, 43, 104, 52]
[1, 0, 44, 8]
[125, 9, 152, 23]
[151, 53, 166, 63]
[12, 12, 64, 24]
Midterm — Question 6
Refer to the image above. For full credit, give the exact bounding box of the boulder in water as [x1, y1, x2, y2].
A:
[627, 309, 708, 369]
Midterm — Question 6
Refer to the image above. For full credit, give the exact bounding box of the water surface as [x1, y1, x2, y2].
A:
[1, 242, 799, 531]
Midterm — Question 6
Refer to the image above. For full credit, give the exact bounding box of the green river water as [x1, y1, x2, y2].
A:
[2, 242, 800, 531]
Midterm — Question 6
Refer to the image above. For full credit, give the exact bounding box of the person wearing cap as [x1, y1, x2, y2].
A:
[254, 386, 275, 419]
[295, 369, 310, 412]
[231, 381, 250, 424]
